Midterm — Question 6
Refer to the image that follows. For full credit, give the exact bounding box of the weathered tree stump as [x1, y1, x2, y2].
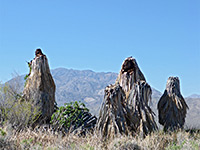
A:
[97, 84, 129, 138]
[127, 81, 157, 136]
[23, 49, 56, 123]
[97, 57, 157, 138]
[157, 77, 188, 131]
[116, 57, 146, 97]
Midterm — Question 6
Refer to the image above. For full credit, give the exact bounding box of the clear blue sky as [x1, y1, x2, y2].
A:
[0, 0, 199, 96]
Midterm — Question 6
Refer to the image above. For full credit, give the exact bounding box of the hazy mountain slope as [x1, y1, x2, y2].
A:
[51, 68, 118, 115]
[4, 68, 200, 128]
[187, 94, 200, 99]
[185, 98, 200, 128]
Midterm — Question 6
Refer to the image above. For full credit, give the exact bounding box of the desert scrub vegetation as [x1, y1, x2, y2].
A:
[51, 101, 96, 135]
[51, 101, 88, 128]
[0, 83, 41, 130]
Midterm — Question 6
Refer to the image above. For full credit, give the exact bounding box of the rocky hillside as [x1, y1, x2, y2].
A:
[5, 68, 200, 128]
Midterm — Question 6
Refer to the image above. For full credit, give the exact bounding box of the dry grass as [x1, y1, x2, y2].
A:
[0, 125, 199, 150]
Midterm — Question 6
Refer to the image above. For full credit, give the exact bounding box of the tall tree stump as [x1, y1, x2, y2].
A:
[127, 81, 157, 136]
[116, 57, 145, 97]
[157, 77, 188, 131]
[97, 84, 129, 138]
[97, 57, 157, 138]
[23, 49, 56, 122]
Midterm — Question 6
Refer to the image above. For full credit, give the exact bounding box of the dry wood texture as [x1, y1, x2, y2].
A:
[158, 77, 189, 131]
[23, 50, 56, 122]
[127, 81, 157, 136]
[97, 84, 129, 138]
[116, 57, 146, 98]
[97, 57, 157, 138]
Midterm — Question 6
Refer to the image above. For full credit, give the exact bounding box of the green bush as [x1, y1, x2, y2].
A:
[51, 101, 89, 131]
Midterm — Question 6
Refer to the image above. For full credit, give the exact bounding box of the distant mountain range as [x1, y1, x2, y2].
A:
[5, 68, 200, 128]
[187, 94, 200, 99]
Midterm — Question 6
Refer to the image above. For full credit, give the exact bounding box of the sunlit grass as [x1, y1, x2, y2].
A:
[0, 126, 199, 150]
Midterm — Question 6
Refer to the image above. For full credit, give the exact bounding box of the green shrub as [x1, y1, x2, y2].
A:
[51, 101, 89, 131]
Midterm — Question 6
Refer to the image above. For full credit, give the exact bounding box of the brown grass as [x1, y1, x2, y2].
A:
[0, 125, 199, 150]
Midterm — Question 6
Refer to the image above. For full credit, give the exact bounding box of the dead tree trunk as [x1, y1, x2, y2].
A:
[97, 57, 157, 138]
[116, 57, 146, 98]
[127, 81, 157, 136]
[157, 77, 188, 131]
[97, 84, 129, 138]
[23, 49, 56, 123]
